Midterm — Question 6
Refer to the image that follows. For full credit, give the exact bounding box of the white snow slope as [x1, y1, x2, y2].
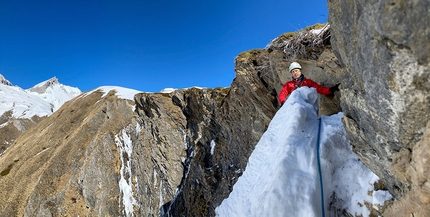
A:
[27, 77, 81, 112]
[216, 87, 392, 217]
[0, 75, 81, 119]
[84, 86, 142, 101]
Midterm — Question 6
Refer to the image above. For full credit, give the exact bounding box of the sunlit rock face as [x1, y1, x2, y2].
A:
[163, 35, 342, 216]
[328, 0, 430, 215]
[160, 54, 281, 217]
[0, 28, 342, 216]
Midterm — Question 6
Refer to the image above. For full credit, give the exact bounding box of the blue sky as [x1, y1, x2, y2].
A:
[0, 0, 328, 92]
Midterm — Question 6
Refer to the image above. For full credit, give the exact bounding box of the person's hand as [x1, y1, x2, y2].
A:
[329, 83, 340, 93]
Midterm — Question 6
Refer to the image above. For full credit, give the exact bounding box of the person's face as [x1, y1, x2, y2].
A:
[291, 68, 301, 79]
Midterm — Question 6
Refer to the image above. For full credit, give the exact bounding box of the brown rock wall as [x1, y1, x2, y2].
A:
[386, 122, 430, 216]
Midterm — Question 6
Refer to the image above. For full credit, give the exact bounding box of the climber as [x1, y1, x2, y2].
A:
[278, 62, 340, 106]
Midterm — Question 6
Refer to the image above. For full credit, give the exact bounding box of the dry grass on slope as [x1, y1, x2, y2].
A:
[267, 23, 331, 61]
[0, 89, 136, 216]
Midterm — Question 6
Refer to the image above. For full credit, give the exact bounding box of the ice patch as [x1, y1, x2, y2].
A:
[115, 127, 138, 216]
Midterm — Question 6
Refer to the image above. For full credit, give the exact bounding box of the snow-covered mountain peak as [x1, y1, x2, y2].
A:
[27, 76, 60, 94]
[26, 77, 82, 113]
[0, 74, 13, 86]
[0, 76, 82, 119]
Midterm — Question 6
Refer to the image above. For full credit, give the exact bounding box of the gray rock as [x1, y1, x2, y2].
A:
[328, 0, 430, 202]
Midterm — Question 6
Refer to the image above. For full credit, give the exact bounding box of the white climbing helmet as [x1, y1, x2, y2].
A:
[289, 62, 302, 73]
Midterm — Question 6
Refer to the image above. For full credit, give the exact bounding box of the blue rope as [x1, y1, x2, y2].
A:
[316, 117, 325, 217]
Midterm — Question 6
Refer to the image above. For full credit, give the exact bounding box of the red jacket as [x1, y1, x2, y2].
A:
[278, 77, 332, 105]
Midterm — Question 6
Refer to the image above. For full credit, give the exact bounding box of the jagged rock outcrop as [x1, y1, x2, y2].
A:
[0, 75, 12, 86]
[159, 55, 280, 216]
[328, 0, 430, 215]
[162, 28, 342, 216]
[27, 77, 60, 94]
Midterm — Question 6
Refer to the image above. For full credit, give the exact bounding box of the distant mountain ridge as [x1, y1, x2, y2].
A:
[27, 76, 82, 113]
[0, 74, 81, 118]
[27, 76, 61, 94]
[0, 74, 81, 154]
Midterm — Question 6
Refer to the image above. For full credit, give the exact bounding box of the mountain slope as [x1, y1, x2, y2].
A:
[0, 87, 139, 216]
[0, 75, 81, 154]
[0, 83, 53, 119]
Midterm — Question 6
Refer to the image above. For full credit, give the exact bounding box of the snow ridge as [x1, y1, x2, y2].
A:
[215, 87, 392, 217]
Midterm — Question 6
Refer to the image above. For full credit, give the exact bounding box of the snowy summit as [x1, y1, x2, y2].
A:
[27, 77, 81, 112]
[0, 75, 81, 119]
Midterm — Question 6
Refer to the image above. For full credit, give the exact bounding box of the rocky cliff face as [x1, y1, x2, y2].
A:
[161, 31, 343, 216]
[0, 26, 343, 216]
[328, 0, 430, 215]
[0, 75, 12, 86]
